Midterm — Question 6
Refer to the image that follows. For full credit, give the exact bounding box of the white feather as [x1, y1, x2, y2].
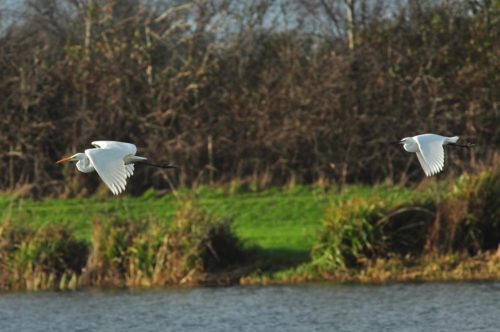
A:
[414, 134, 445, 176]
[85, 146, 132, 195]
[125, 164, 135, 178]
[57, 140, 175, 195]
[400, 133, 456, 177]
[91, 141, 137, 155]
[415, 151, 432, 176]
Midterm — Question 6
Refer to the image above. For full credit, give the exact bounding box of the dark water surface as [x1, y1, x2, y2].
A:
[1, 282, 499, 332]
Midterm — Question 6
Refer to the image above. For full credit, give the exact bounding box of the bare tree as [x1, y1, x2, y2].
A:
[0, 0, 497, 196]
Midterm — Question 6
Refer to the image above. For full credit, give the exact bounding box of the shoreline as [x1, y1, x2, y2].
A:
[3, 256, 500, 292]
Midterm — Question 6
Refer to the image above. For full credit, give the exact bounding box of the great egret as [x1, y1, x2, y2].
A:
[56, 141, 175, 195]
[397, 134, 474, 176]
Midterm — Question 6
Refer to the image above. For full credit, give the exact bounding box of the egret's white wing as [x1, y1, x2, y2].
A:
[85, 148, 129, 195]
[125, 164, 135, 178]
[91, 141, 137, 155]
[416, 151, 432, 176]
[415, 135, 445, 176]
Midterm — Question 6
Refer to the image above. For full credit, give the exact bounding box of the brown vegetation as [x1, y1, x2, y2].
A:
[82, 199, 245, 288]
[0, 223, 87, 290]
[0, 0, 498, 197]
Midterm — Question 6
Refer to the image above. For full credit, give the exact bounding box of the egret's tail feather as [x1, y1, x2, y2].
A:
[446, 136, 459, 144]
[128, 155, 147, 162]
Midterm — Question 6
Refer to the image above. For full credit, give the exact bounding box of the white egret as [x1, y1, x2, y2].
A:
[397, 134, 474, 176]
[56, 141, 175, 195]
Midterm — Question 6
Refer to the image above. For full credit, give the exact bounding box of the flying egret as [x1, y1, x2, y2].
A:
[56, 141, 175, 195]
[397, 134, 474, 176]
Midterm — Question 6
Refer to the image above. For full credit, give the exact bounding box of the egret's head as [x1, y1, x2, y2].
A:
[398, 137, 419, 152]
[398, 137, 410, 145]
[393, 137, 408, 145]
[56, 153, 85, 164]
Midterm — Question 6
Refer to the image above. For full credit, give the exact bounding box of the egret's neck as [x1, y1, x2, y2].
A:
[76, 156, 94, 173]
[403, 138, 419, 153]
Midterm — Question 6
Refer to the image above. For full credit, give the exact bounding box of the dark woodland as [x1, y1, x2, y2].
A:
[0, 0, 498, 197]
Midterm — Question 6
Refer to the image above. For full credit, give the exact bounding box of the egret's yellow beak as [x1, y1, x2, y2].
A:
[56, 156, 73, 164]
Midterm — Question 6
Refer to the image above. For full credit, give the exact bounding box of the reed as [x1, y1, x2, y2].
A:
[0, 223, 87, 290]
[82, 199, 245, 288]
[0, 198, 245, 290]
[311, 189, 437, 270]
[446, 169, 500, 253]
[149, 199, 246, 286]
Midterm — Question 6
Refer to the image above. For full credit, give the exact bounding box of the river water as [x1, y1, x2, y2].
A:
[0, 282, 499, 332]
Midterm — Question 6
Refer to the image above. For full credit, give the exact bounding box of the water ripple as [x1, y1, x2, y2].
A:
[0, 282, 499, 332]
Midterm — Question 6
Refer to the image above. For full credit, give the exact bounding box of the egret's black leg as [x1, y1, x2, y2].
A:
[448, 142, 475, 148]
[136, 161, 177, 169]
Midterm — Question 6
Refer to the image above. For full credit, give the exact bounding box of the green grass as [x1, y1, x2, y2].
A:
[0, 184, 425, 269]
[3, 172, 499, 288]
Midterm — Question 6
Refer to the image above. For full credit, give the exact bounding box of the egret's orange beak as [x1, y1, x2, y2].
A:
[56, 156, 73, 164]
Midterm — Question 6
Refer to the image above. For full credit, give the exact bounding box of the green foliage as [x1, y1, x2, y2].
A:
[83, 217, 154, 286]
[311, 170, 500, 273]
[312, 191, 435, 271]
[160, 200, 245, 278]
[313, 199, 377, 270]
[441, 169, 500, 253]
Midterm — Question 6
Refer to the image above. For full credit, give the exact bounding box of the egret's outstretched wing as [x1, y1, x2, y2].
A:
[416, 151, 432, 176]
[91, 141, 137, 155]
[125, 164, 135, 178]
[415, 135, 445, 176]
[85, 148, 129, 195]
[92, 141, 138, 179]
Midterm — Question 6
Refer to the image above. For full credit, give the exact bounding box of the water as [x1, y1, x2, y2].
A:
[0, 282, 499, 332]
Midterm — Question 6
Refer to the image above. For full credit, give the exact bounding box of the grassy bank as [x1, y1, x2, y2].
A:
[1, 170, 499, 290]
[1, 184, 337, 289]
[244, 169, 500, 284]
[1, 185, 333, 265]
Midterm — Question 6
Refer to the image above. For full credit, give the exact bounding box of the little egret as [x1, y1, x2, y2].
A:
[56, 141, 175, 195]
[397, 134, 474, 176]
